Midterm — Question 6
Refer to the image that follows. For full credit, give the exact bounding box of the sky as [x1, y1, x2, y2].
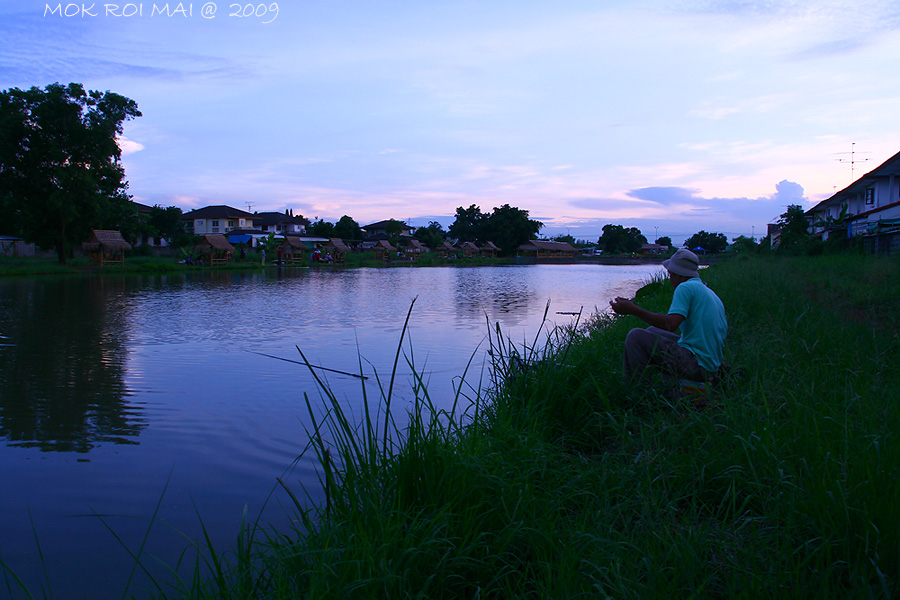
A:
[2, 0, 900, 244]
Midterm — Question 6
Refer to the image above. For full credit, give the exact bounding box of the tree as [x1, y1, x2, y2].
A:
[684, 230, 727, 254]
[598, 224, 646, 254]
[308, 218, 335, 237]
[333, 215, 362, 240]
[730, 235, 758, 254]
[148, 205, 192, 247]
[656, 235, 672, 247]
[0, 82, 141, 263]
[484, 204, 543, 254]
[414, 221, 446, 249]
[448, 204, 487, 243]
[777, 204, 810, 250]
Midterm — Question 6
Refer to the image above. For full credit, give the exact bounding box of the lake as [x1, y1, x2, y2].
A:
[0, 263, 662, 599]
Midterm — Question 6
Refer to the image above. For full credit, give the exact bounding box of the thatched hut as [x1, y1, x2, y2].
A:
[402, 238, 429, 261]
[459, 241, 480, 258]
[277, 236, 308, 264]
[82, 230, 131, 267]
[437, 240, 457, 259]
[323, 238, 352, 262]
[371, 239, 398, 261]
[517, 240, 578, 259]
[480, 241, 501, 257]
[195, 234, 235, 266]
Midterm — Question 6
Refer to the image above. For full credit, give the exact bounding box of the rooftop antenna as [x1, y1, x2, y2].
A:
[247, 203, 253, 212]
[835, 142, 871, 183]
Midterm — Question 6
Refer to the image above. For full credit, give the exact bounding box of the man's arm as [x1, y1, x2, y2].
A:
[608, 297, 685, 332]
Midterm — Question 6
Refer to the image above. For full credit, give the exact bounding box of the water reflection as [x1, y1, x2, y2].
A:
[0, 277, 144, 452]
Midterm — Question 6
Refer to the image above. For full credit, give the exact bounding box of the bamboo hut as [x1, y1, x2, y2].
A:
[371, 239, 398, 262]
[437, 240, 457, 259]
[403, 238, 429, 261]
[480, 241, 501, 258]
[323, 238, 352, 262]
[459, 241, 480, 258]
[82, 229, 131, 267]
[517, 240, 578, 259]
[277, 236, 308, 264]
[195, 234, 235, 266]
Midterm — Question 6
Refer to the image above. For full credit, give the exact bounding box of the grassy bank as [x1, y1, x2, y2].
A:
[9, 254, 899, 598]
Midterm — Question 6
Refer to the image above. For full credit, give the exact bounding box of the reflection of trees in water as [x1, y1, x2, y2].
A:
[453, 267, 536, 320]
[0, 277, 145, 452]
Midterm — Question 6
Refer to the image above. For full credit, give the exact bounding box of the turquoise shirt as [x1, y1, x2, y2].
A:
[667, 277, 727, 372]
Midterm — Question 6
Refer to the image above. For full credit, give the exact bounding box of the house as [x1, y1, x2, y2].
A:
[255, 211, 309, 236]
[806, 150, 900, 249]
[361, 220, 415, 239]
[517, 240, 578, 258]
[323, 238, 353, 262]
[82, 230, 132, 267]
[277, 236, 308, 264]
[182, 206, 259, 236]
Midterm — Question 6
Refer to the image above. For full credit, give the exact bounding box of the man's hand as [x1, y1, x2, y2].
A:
[609, 296, 684, 332]
[609, 297, 636, 316]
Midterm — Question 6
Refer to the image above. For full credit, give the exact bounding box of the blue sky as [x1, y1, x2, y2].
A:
[3, 0, 900, 244]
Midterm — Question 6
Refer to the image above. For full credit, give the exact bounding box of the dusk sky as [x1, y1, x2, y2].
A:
[3, 0, 900, 243]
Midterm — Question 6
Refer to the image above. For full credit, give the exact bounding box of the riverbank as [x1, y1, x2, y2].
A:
[132, 251, 898, 599]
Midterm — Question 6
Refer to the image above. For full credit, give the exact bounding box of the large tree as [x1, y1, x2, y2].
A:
[333, 215, 363, 240]
[0, 82, 141, 263]
[448, 204, 542, 253]
[448, 204, 487, 243]
[684, 230, 728, 254]
[485, 204, 543, 253]
[598, 224, 646, 254]
[776, 204, 810, 251]
[414, 220, 446, 249]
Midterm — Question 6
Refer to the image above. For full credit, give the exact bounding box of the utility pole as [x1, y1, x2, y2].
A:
[654, 226, 658, 243]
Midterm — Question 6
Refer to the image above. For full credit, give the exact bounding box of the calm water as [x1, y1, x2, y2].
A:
[0, 263, 661, 599]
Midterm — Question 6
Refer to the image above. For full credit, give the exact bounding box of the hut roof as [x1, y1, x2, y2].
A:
[459, 241, 480, 251]
[373, 239, 397, 252]
[196, 234, 235, 252]
[325, 238, 352, 253]
[481, 241, 501, 251]
[405, 239, 428, 251]
[83, 229, 132, 251]
[438, 241, 457, 250]
[518, 240, 578, 253]
[279, 236, 309, 249]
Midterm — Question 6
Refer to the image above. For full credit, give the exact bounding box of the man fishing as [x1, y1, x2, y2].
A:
[608, 248, 727, 385]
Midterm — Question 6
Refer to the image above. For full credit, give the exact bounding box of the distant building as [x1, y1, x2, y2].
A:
[182, 205, 259, 235]
[806, 149, 900, 252]
[361, 220, 414, 239]
[255, 211, 309, 235]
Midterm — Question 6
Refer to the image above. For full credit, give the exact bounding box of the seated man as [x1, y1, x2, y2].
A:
[608, 248, 727, 384]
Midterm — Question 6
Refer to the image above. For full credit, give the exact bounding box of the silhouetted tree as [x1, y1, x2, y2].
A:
[0, 82, 141, 263]
[684, 230, 727, 254]
[598, 224, 646, 254]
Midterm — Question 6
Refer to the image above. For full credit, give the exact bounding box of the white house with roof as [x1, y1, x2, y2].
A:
[807, 150, 900, 245]
[255, 211, 309, 235]
[182, 206, 259, 235]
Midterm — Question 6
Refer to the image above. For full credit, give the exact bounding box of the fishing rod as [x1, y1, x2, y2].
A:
[245, 350, 368, 380]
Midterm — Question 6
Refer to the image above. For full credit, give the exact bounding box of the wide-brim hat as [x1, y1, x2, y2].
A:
[663, 248, 700, 278]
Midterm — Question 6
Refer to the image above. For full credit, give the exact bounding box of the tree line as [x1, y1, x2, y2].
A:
[2, 82, 816, 263]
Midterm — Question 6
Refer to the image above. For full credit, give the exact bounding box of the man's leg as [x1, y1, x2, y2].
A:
[623, 326, 680, 380]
